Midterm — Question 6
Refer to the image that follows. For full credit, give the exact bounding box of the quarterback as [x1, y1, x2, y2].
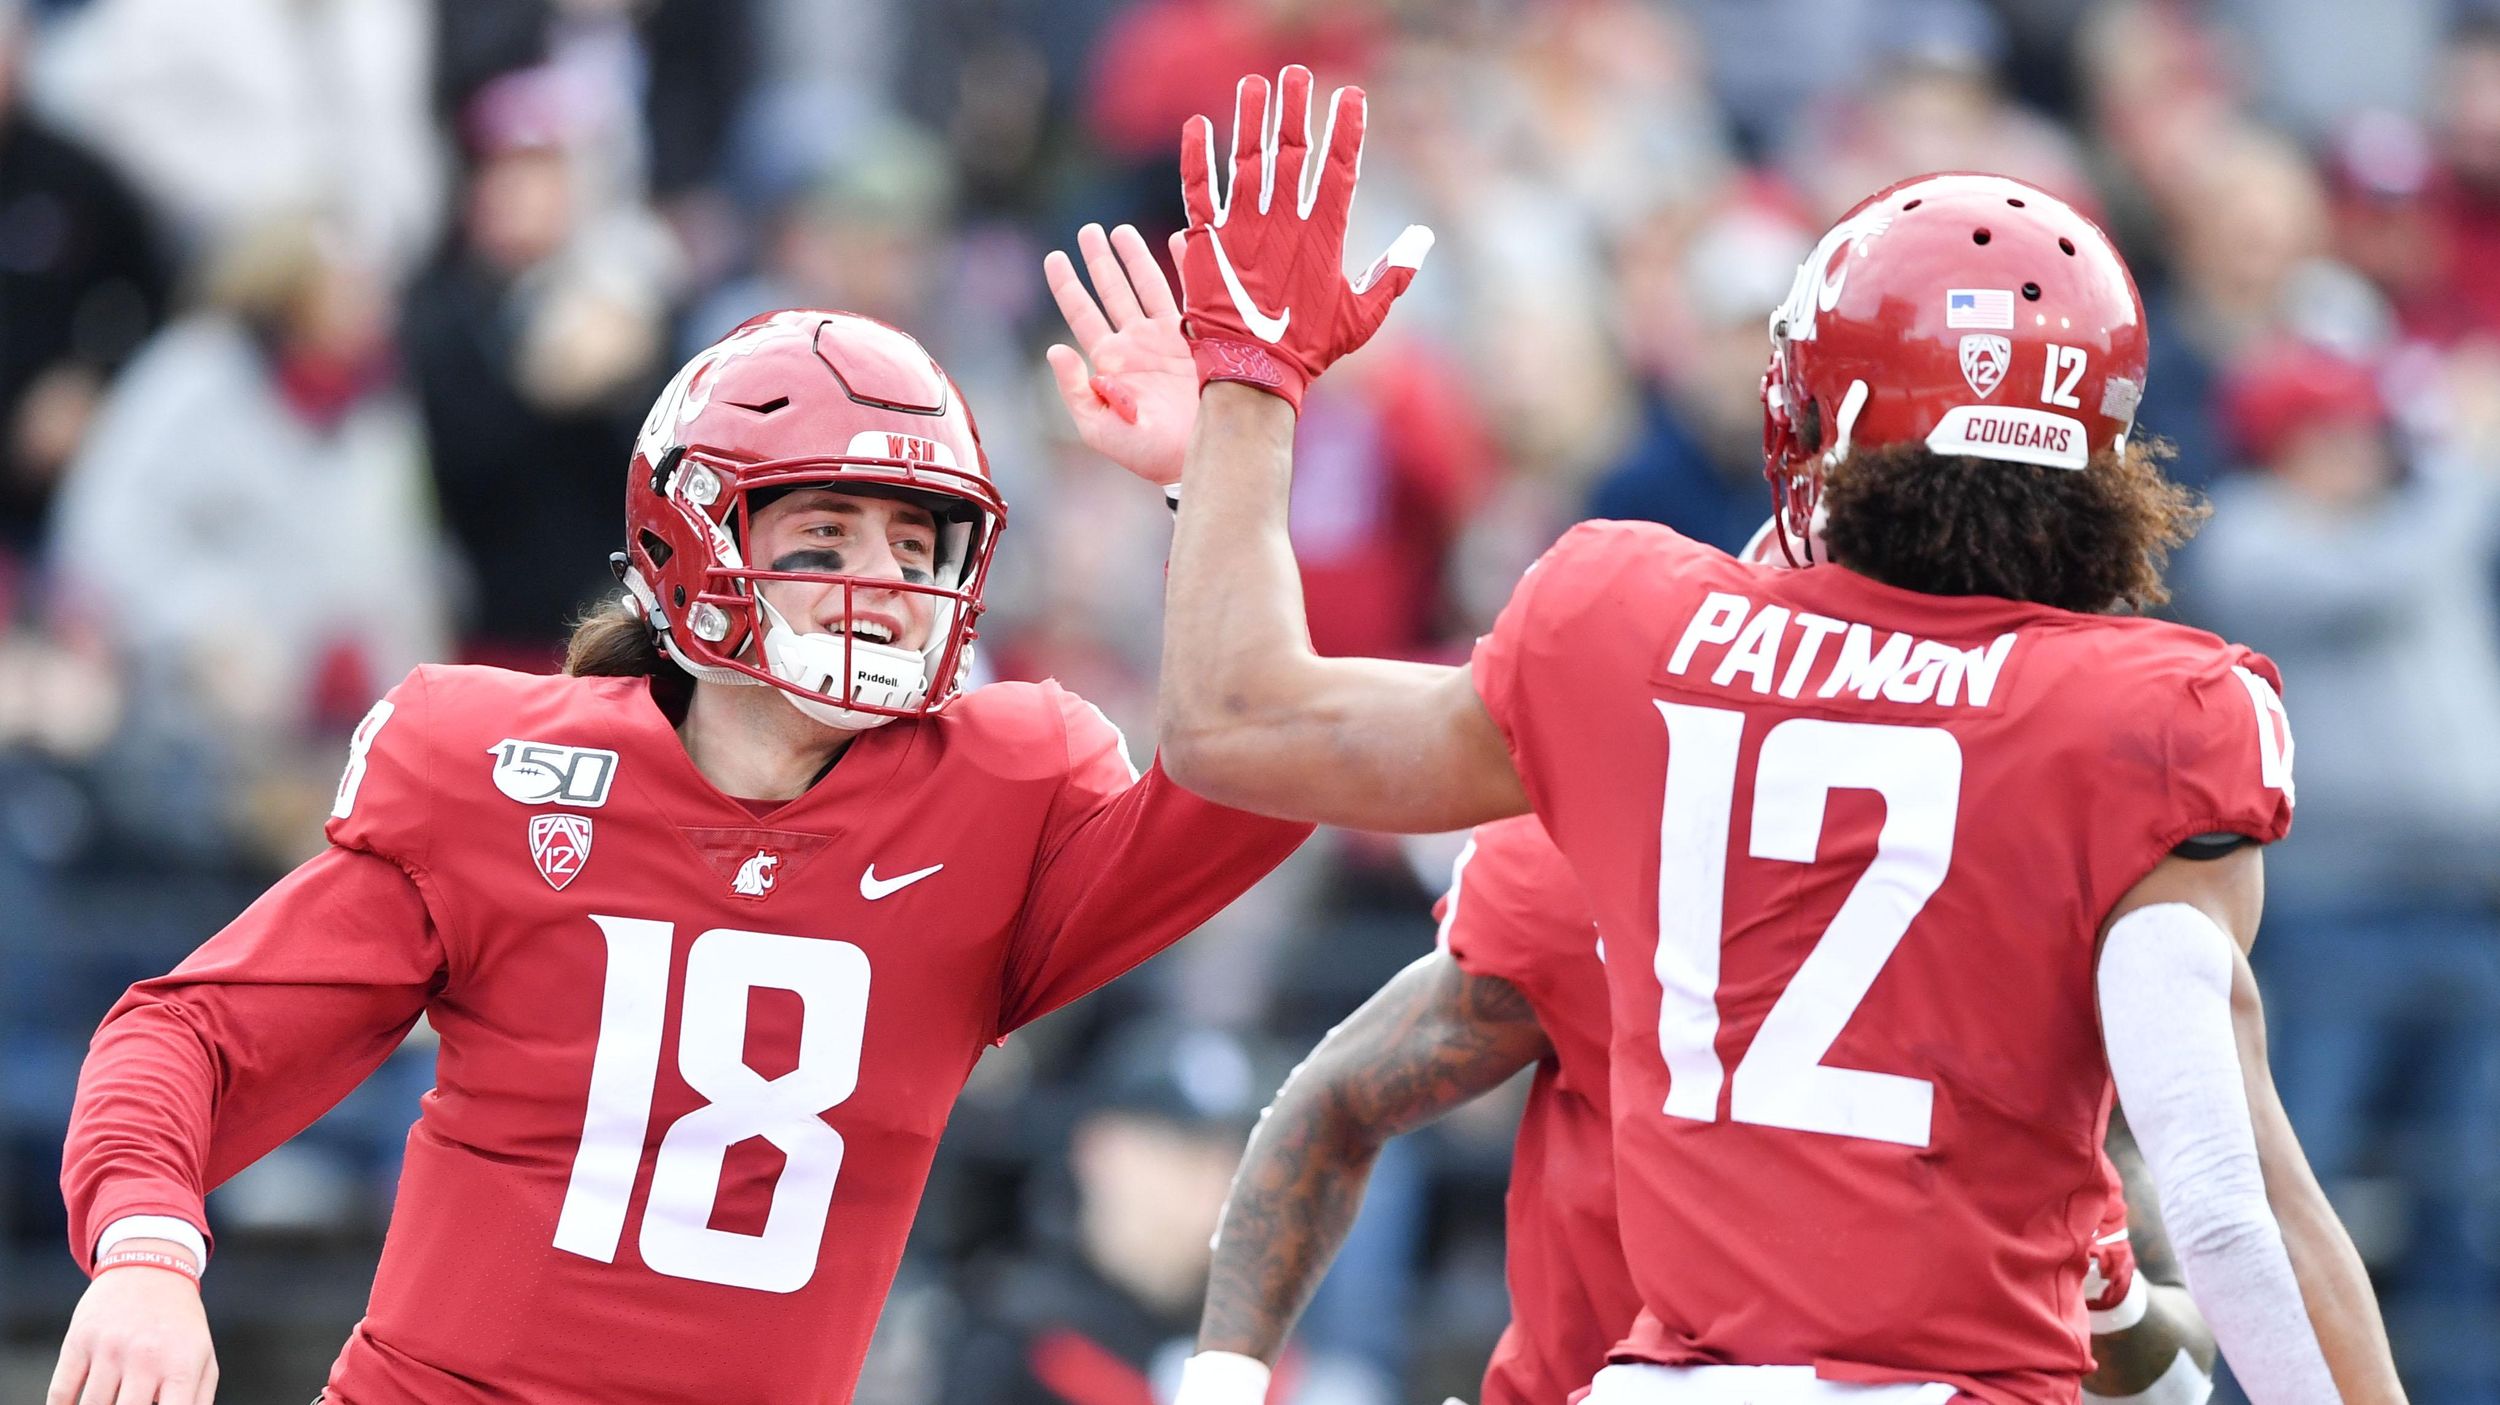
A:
[1147, 66, 2404, 1403]
[50, 309, 1310, 1404]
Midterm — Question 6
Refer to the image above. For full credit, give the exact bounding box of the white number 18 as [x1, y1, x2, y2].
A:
[553, 919, 870, 1293]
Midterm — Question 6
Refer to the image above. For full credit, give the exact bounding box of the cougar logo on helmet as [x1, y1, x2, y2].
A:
[636, 311, 812, 462]
[1775, 205, 1895, 345]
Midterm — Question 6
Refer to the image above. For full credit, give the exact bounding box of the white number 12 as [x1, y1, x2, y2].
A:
[2041, 343, 2088, 409]
[1652, 703, 1961, 1148]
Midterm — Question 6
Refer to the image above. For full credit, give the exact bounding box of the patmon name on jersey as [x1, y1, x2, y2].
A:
[1663, 590, 2019, 708]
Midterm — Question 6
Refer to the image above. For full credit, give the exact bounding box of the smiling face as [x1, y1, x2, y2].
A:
[744, 487, 943, 653]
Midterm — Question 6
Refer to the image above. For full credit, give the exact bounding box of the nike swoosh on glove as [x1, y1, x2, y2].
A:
[1176, 65, 1433, 410]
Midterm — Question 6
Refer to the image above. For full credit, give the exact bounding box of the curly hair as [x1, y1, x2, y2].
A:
[1817, 439, 2209, 613]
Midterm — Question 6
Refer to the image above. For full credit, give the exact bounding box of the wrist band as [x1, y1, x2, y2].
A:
[1193, 340, 1305, 410]
[1176, 1350, 1272, 1405]
[95, 1249, 201, 1283]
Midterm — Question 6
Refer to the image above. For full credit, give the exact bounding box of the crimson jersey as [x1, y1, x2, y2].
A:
[1471, 523, 2291, 1404]
[1437, 815, 2146, 1403]
[1433, 814, 1638, 1405]
[62, 666, 1309, 1405]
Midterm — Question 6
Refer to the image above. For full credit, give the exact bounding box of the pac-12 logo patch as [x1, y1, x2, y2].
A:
[1959, 334, 2011, 399]
[530, 814, 594, 890]
[490, 739, 619, 808]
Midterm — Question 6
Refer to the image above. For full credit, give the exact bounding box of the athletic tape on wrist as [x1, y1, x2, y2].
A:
[1176, 1350, 1273, 1405]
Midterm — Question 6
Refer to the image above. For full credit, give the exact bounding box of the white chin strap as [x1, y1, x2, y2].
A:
[756, 595, 929, 731]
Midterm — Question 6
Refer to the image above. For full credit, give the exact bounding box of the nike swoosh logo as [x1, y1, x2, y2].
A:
[1207, 230, 1291, 344]
[861, 862, 944, 900]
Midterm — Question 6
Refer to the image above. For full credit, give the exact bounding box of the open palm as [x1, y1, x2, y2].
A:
[1044, 223, 1198, 487]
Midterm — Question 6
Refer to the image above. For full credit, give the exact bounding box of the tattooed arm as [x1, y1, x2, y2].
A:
[1196, 951, 1551, 1367]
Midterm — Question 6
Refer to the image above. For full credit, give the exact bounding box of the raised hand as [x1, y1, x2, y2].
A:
[1176, 65, 1432, 410]
[1044, 222, 1198, 487]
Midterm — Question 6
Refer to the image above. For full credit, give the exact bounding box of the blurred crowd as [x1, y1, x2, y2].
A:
[0, 0, 2497, 1400]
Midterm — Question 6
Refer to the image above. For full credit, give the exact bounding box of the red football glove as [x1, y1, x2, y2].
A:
[1176, 66, 1433, 410]
[2082, 1222, 2144, 1332]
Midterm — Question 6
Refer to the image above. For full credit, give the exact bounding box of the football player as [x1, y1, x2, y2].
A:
[1146, 66, 2405, 1402]
[1176, 816, 2216, 1405]
[50, 309, 1313, 1405]
[1035, 251, 2219, 1405]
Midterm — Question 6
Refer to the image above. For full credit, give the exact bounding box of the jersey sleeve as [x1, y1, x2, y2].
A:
[1470, 524, 1591, 762]
[61, 845, 447, 1270]
[993, 686, 1312, 1035]
[1435, 816, 1592, 989]
[325, 666, 438, 869]
[1471, 521, 1713, 810]
[2158, 646, 2296, 848]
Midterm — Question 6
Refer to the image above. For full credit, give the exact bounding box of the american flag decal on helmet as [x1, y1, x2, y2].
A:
[1945, 288, 2015, 330]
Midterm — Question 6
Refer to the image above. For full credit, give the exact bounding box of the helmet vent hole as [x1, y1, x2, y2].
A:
[1902, 198, 1923, 211]
[2006, 197, 2026, 208]
[728, 397, 790, 415]
[2059, 237, 2077, 256]
[2021, 282, 2042, 301]
[638, 529, 674, 568]
[673, 586, 686, 609]
[1972, 228, 1992, 245]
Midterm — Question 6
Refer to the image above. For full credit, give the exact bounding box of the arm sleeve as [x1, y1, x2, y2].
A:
[993, 688, 1311, 1036]
[61, 844, 447, 1270]
[2098, 903, 2338, 1402]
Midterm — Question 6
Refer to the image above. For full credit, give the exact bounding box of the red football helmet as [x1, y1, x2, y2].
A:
[620, 310, 1005, 728]
[1760, 173, 2148, 564]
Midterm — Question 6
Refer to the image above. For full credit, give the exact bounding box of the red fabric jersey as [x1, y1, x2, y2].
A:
[62, 666, 1309, 1405]
[1471, 523, 2292, 1404]
[1435, 814, 1639, 1405]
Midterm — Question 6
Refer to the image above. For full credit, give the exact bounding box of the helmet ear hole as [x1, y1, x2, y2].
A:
[638, 530, 674, 569]
[1797, 397, 1824, 454]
